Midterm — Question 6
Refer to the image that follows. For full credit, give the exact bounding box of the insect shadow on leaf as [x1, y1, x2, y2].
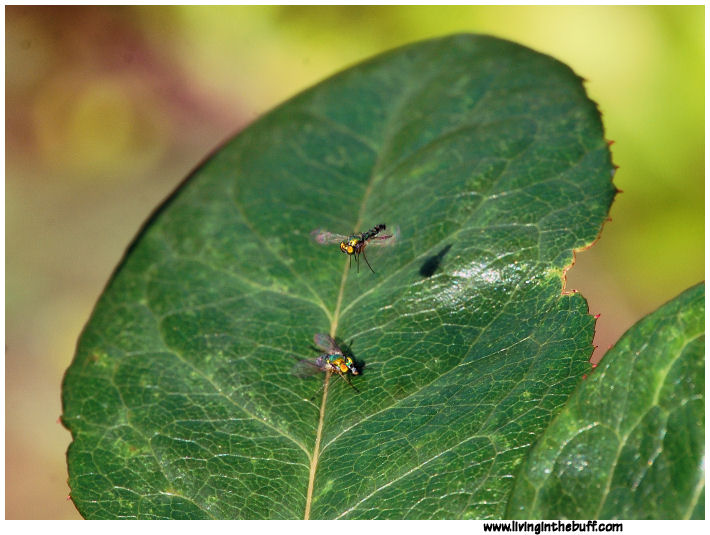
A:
[419, 244, 453, 277]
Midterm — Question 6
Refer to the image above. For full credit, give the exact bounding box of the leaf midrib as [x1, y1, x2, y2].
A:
[304, 95, 387, 519]
[301, 49, 442, 519]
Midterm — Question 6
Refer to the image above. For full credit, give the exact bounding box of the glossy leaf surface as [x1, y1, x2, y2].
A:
[62, 34, 616, 519]
[508, 283, 705, 519]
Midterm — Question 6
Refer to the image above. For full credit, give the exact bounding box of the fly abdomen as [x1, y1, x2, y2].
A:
[363, 223, 386, 240]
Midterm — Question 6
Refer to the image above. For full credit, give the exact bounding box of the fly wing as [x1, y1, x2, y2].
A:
[311, 229, 348, 245]
[313, 333, 342, 354]
[366, 225, 399, 247]
[291, 358, 325, 377]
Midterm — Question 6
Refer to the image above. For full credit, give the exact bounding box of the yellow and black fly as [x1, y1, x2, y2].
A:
[311, 223, 395, 273]
[291, 333, 360, 393]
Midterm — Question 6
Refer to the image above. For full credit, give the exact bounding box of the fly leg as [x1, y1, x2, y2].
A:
[361, 248, 375, 273]
[336, 370, 360, 393]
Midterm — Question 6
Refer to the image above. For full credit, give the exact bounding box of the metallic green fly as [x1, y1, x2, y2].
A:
[292, 333, 360, 393]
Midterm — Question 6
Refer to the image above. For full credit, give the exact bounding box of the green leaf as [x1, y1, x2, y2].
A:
[62, 34, 616, 519]
[507, 283, 705, 519]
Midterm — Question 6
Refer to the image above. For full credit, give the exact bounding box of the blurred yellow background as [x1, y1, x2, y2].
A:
[5, 6, 703, 519]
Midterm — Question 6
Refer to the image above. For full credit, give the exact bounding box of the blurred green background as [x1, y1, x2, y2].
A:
[5, 6, 703, 519]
